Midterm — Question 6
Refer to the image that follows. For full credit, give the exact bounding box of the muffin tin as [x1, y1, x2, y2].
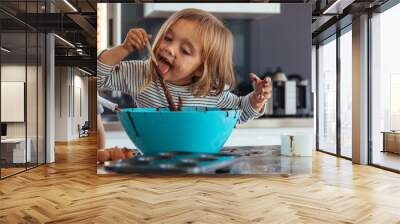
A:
[103, 151, 240, 174]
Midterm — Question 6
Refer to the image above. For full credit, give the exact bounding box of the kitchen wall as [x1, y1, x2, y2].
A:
[249, 4, 311, 82]
[118, 3, 311, 96]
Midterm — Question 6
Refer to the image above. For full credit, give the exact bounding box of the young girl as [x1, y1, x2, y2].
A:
[97, 8, 271, 124]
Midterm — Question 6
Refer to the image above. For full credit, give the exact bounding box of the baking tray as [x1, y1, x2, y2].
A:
[103, 151, 240, 174]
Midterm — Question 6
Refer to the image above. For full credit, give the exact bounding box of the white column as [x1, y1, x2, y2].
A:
[352, 14, 369, 164]
[46, 33, 55, 163]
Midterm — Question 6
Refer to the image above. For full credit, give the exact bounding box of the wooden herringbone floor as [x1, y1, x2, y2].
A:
[1, 135, 400, 224]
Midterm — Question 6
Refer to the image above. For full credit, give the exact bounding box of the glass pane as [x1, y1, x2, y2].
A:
[1, 30, 27, 177]
[371, 3, 400, 171]
[318, 36, 337, 154]
[340, 29, 352, 158]
[0, 0, 46, 178]
[26, 0, 38, 169]
[27, 31, 38, 169]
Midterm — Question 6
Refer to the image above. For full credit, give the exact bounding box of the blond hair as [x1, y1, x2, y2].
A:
[143, 8, 235, 97]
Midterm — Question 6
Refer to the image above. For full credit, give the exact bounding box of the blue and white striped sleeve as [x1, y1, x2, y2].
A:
[217, 90, 266, 124]
[97, 59, 148, 96]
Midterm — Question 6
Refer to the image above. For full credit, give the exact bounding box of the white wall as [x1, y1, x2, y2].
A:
[1, 65, 25, 139]
[71, 73, 89, 138]
[55, 66, 70, 141]
[54, 67, 89, 141]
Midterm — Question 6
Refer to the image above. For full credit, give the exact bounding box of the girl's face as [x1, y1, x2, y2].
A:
[155, 19, 203, 86]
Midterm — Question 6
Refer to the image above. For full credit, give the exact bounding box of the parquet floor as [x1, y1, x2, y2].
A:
[1, 167, 25, 178]
[1, 135, 400, 223]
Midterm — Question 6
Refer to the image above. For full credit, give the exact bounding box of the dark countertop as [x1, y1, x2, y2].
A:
[97, 145, 312, 175]
[221, 146, 312, 175]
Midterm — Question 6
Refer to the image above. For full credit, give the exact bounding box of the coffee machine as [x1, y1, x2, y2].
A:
[264, 69, 312, 117]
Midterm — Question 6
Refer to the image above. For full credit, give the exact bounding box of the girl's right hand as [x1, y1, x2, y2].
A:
[122, 28, 152, 53]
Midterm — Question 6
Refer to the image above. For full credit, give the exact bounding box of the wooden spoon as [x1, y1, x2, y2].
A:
[146, 42, 177, 111]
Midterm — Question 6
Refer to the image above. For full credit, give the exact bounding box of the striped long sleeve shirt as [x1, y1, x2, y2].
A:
[97, 59, 265, 124]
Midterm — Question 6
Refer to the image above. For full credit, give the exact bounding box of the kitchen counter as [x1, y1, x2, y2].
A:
[97, 145, 312, 175]
[103, 116, 314, 131]
[236, 117, 313, 128]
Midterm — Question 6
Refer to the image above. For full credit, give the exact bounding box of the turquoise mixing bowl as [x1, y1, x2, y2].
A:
[117, 107, 240, 155]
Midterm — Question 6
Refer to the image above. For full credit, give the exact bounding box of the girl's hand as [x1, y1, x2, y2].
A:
[122, 28, 152, 53]
[113, 104, 120, 112]
[98, 28, 151, 66]
[249, 73, 272, 112]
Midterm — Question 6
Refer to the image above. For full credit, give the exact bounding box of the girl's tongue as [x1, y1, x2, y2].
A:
[158, 60, 170, 75]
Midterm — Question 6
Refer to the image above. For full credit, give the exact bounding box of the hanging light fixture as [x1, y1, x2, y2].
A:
[1, 47, 11, 53]
[63, 0, 78, 12]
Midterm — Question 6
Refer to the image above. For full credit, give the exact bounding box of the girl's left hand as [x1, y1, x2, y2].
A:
[250, 73, 272, 112]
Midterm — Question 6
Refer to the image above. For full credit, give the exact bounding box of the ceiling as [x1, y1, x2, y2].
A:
[310, 0, 389, 43]
[0, 0, 97, 74]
